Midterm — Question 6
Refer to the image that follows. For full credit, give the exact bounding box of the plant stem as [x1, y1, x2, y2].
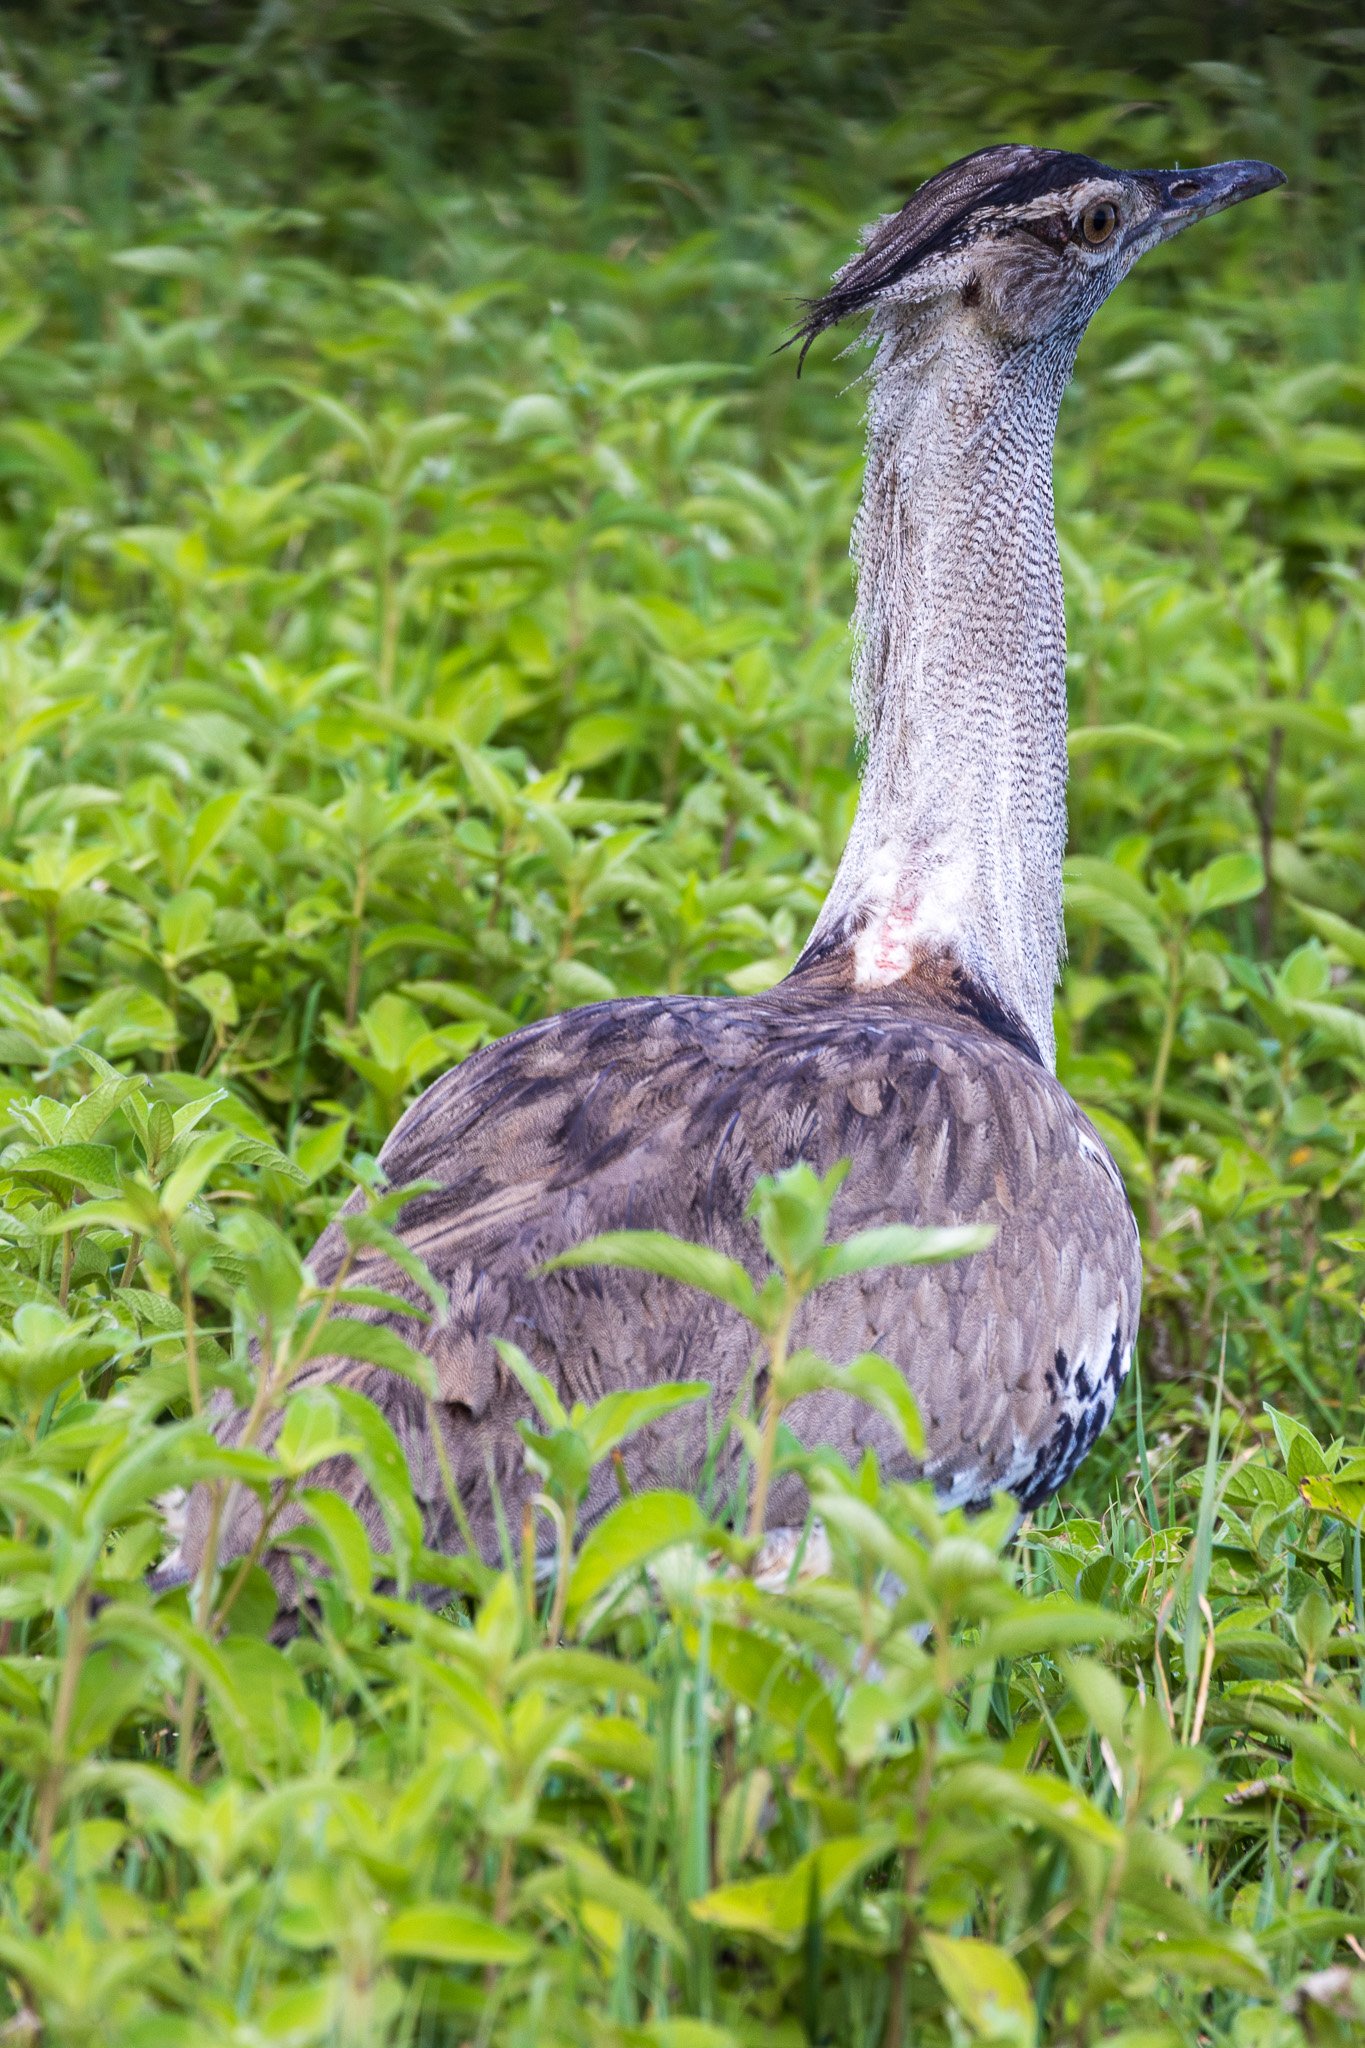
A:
[545, 1501, 576, 1646]
[173, 1254, 202, 1416]
[1145, 939, 1183, 1229]
[745, 1300, 793, 1545]
[424, 1395, 477, 1556]
[882, 1722, 935, 2048]
[35, 1582, 90, 1879]
[345, 862, 368, 1027]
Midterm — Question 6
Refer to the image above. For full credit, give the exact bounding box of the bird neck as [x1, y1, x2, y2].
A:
[807, 316, 1079, 1068]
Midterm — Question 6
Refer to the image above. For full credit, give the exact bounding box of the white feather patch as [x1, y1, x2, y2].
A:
[852, 841, 976, 989]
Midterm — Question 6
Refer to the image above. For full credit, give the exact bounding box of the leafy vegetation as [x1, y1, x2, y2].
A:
[0, 6, 1362, 2042]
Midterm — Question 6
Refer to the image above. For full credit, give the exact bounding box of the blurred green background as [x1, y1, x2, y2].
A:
[0, 5, 1363, 2042]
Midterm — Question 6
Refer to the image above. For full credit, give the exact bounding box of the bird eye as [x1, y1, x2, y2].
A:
[1080, 201, 1119, 247]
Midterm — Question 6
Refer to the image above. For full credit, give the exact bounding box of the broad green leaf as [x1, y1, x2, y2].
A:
[1136, 1933, 1270, 1994]
[330, 1388, 422, 1590]
[1063, 1658, 1128, 1749]
[518, 1421, 592, 1503]
[777, 1349, 924, 1456]
[577, 1380, 709, 1462]
[543, 1231, 759, 1321]
[690, 1832, 894, 1948]
[1291, 898, 1365, 970]
[59, 1075, 146, 1145]
[1063, 861, 1165, 973]
[1186, 852, 1264, 918]
[942, 1765, 1123, 1848]
[1289, 998, 1365, 1062]
[971, 1601, 1139, 1660]
[184, 971, 239, 1029]
[110, 243, 204, 276]
[748, 1159, 849, 1274]
[534, 1835, 684, 1949]
[1299, 1473, 1365, 1531]
[1067, 721, 1183, 756]
[6, 1143, 120, 1197]
[160, 1132, 241, 1219]
[0, 1305, 117, 1410]
[184, 788, 248, 882]
[274, 1390, 359, 1478]
[382, 1904, 532, 1966]
[821, 1222, 994, 1280]
[295, 1489, 375, 1599]
[704, 1620, 842, 1775]
[922, 1933, 1037, 2046]
[303, 1315, 438, 1397]
[494, 1337, 568, 1429]
[510, 1647, 657, 1699]
[92, 1603, 248, 1736]
[566, 1491, 706, 1626]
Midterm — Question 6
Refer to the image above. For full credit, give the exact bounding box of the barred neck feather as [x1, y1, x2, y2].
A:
[806, 306, 1081, 1068]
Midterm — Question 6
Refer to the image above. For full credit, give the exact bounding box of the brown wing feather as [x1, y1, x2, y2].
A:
[184, 968, 1140, 1587]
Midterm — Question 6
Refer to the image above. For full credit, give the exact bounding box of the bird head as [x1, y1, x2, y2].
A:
[795, 145, 1285, 365]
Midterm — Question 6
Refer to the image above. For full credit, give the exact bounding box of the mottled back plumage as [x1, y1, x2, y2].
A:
[192, 962, 1140, 1582]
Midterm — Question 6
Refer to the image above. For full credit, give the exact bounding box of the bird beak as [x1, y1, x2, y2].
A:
[1144, 159, 1287, 242]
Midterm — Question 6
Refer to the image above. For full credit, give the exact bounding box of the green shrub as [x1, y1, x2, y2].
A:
[0, 10, 1361, 2042]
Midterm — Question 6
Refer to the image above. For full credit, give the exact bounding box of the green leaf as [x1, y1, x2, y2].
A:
[1063, 859, 1165, 973]
[748, 1159, 849, 1275]
[778, 1350, 924, 1457]
[1063, 1658, 1128, 1749]
[577, 1381, 709, 1463]
[519, 1421, 592, 1503]
[304, 1315, 438, 1397]
[1288, 998, 1365, 1062]
[1136, 1933, 1270, 1994]
[295, 1489, 375, 1599]
[689, 1832, 894, 1949]
[922, 1932, 1037, 2046]
[971, 1601, 1139, 1660]
[1067, 721, 1183, 757]
[1291, 899, 1365, 971]
[59, 1075, 147, 1145]
[1186, 852, 1264, 918]
[184, 971, 239, 1029]
[566, 1491, 706, 1627]
[381, 1903, 532, 1966]
[543, 1231, 759, 1321]
[7, 1143, 120, 1197]
[110, 244, 205, 277]
[184, 788, 247, 882]
[330, 1388, 422, 1590]
[274, 1390, 358, 1478]
[943, 1765, 1123, 1848]
[293, 1120, 350, 1185]
[821, 1222, 994, 1279]
[1299, 1472, 1365, 1531]
[705, 1621, 842, 1775]
[160, 1131, 241, 1219]
[494, 1337, 568, 1429]
[533, 1834, 685, 1950]
[0, 1305, 117, 1411]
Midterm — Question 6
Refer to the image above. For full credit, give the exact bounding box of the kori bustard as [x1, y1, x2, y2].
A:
[185, 145, 1284, 1583]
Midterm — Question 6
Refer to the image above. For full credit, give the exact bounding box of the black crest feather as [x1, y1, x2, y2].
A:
[789, 144, 1109, 369]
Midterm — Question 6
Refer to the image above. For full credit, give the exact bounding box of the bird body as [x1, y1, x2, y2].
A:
[184, 144, 1284, 1583]
[200, 957, 1140, 1570]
